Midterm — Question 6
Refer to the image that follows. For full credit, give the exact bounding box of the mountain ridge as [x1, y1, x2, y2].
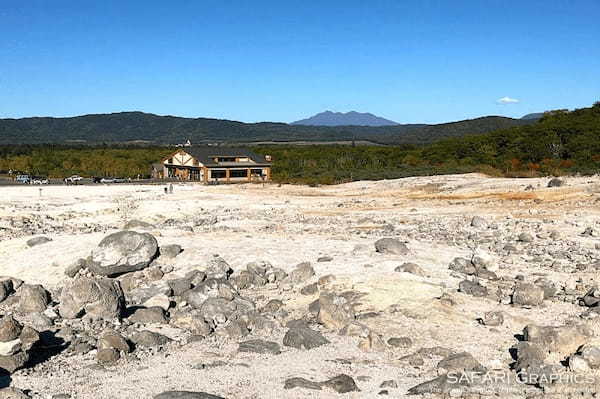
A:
[0, 111, 536, 145]
[292, 110, 399, 126]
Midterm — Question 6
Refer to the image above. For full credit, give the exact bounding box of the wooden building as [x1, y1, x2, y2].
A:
[154, 147, 272, 183]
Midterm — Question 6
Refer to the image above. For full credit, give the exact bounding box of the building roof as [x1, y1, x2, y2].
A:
[183, 147, 270, 167]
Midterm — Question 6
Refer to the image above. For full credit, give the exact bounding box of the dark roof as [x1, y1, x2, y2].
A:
[183, 147, 270, 166]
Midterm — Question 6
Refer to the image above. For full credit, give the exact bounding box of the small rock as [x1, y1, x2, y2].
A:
[300, 283, 318, 295]
[160, 244, 183, 258]
[394, 263, 426, 277]
[458, 280, 488, 297]
[97, 348, 120, 364]
[154, 392, 225, 399]
[374, 238, 409, 255]
[238, 339, 281, 355]
[321, 374, 359, 393]
[130, 330, 170, 347]
[480, 311, 504, 326]
[284, 377, 322, 391]
[287, 262, 315, 284]
[283, 327, 329, 350]
[387, 337, 413, 349]
[547, 178, 564, 188]
[26, 236, 52, 247]
[512, 283, 544, 306]
[470, 216, 488, 228]
[129, 307, 168, 324]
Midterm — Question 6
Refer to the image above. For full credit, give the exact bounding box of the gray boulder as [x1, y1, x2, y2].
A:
[547, 178, 564, 188]
[437, 352, 486, 374]
[512, 283, 544, 306]
[322, 374, 359, 393]
[154, 392, 225, 399]
[123, 219, 155, 230]
[59, 277, 125, 319]
[130, 330, 170, 347]
[407, 374, 467, 395]
[0, 316, 21, 342]
[287, 262, 315, 284]
[97, 329, 130, 353]
[458, 280, 488, 297]
[470, 216, 488, 228]
[88, 231, 158, 277]
[26, 236, 52, 247]
[167, 278, 192, 296]
[159, 244, 183, 259]
[284, 377, 322, 390]
[238, 339, 281, 355]
[395, 263, 426, 277]
[18, 284, 50, 313]
[283, 327, 329, 350]
[205, 256, 233, 280]
[374, 238, 409, 255]
[0, 279, 14, 303]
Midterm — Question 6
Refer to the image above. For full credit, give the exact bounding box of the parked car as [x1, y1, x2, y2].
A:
[100, 177, 116, 183]
[15, 175, 30, 184]
[92, 176, 102, 183]
[65, 175, 83, 184]
[31, 176, 49, 184]
[114, 177, 130, 183]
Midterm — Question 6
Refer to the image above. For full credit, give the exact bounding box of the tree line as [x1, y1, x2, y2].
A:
[0, 102, 598, 183]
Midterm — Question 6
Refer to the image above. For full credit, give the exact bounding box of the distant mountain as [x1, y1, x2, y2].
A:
[292, 111, 399, 126]
[521, 112, 544, 120]
[0, 111, 536, 145]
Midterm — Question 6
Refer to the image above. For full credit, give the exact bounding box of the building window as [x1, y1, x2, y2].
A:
[230, 169, 247, 178]
[251, 169, 263, 176]
[210, 170, 226, 179]
[168, 158, 173, 164]
[216, 157, 236, 163]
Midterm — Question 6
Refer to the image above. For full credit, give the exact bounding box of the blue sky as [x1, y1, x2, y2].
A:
[1, 0, 599, 123]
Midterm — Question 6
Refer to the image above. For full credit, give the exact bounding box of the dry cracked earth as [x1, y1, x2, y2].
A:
[0, 173, 599, 398]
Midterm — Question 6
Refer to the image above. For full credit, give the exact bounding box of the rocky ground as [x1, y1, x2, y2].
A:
[0, 173, 599, 398]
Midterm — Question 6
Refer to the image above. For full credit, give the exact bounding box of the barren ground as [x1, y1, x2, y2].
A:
[1, 173, 600, 398]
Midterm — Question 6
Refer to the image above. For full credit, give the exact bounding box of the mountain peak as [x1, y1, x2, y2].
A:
[292, 111, 399, 126]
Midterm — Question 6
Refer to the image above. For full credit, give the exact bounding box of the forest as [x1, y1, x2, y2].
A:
[1, 102, 598, 184]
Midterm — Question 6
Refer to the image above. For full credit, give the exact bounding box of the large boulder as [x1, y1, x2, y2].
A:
[0, 279, 14, 303]
[59, 277, 125, 319]
[0, 319, 40, 374]
[88, 231, 158, 277]
[523, 324, 592, 359]
[512, 283, 545, 306]
[0, 316, 21, 343]
[18, 284, 50, 313]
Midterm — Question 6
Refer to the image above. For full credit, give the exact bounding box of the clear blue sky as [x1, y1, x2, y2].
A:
[1, 0, 599, 123]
